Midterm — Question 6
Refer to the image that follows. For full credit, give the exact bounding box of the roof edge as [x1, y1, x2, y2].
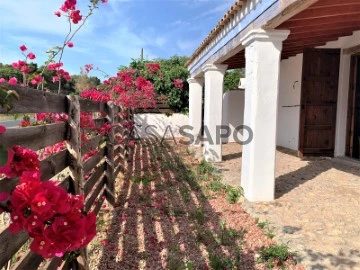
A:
[185, 0, 245, 68]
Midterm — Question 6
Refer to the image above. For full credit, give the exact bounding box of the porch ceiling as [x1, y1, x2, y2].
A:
[222, 0, 360, 69]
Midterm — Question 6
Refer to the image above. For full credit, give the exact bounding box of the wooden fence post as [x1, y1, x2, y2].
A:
[105, 101, 115, 205]
[65, 95, 88, 270]
[66, 95, 84, 194]
[127, 108, 135, 159]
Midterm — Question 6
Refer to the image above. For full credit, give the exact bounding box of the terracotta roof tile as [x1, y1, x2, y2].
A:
[185, 0, 245, 68]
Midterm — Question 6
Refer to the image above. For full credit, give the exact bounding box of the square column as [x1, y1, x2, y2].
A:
[187, 77, 204, 147]
[240, 29, 290, 201]
[202, 64, 227, 162]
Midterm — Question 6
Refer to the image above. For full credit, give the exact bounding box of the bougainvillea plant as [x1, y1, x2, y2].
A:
[0, 0, 158, 262]
[120, 56, 190, 113]
[0, 0, 114, 262]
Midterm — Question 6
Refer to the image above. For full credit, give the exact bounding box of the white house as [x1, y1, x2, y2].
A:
[186, 0, 360, 202]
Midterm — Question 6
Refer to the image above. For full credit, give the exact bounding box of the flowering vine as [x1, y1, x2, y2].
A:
[0, 0, 111, 263]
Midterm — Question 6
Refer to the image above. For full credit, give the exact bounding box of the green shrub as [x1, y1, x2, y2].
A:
[208, 181, 225, 193]
[225, 185, 243, 204]
[197, 159, 216, 175]
[258, 244, 295, 268]
[208, 253, 234, 270]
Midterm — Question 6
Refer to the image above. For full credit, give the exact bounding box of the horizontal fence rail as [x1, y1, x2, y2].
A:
[0, 83, 133, 269]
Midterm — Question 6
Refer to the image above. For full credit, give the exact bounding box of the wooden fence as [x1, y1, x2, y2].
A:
[134, 98, 176, 114]
[0, 84, 133, 269]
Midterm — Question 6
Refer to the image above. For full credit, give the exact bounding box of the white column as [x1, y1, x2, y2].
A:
[240, 29, 290, 201]
[202, 64, 227, 162]
[188, 77, 204, 146]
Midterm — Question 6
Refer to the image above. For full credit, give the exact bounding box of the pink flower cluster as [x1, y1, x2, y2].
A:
[0, 143, 97, 258]
[80, 89, 111, 103]
[47, 62, 71, 83]
[9, 171, 96, 258]
[84, 64, 94, 73]
[80, 69, 156, 109]
[0, 145, 40, 178]
[35, 113, 68, 124]
[98, 123, 112, 136]
[110, 70, 156, 108]
[31, 75, 43, 86]
[173, 79, 183, 90]
[146, 63, 161, 74]
[80, 112, 95, 129]
[0, 77, 17, 85]
[39, 142, 66, 160]
[10, 45, 36, 77]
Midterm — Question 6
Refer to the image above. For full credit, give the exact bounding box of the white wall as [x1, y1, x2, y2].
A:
[276, 30, 360, 155]
[222, 90, 245, 143]
[277, 54, 303, 150]
[134, 113, 189, 139]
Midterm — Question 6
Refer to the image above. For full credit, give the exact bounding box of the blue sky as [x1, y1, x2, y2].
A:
[0, 0, 233, 79]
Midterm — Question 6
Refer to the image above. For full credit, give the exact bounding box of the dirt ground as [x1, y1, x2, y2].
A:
[211, 143, 360, 270]
[87, 140, 304, 270]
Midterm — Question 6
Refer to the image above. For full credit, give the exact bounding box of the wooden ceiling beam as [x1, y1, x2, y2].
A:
[287, 27, 359, 40]
[284, 21, 360, 34]
[289, 4, 360, 21]
[280, 14, 360, 28]
[311, 0, 360, 8]
[282, 41, 331, 52]
[284, 32, 354, 45]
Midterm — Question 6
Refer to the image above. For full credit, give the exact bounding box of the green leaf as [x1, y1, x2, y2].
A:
[0, 146, 8, 166]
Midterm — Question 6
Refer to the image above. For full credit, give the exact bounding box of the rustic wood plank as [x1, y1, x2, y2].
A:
[94, 190, 106, 215]
[134, 108, 175, 114]
[79, 99, 106, 113]
[81, 134, 104, 156]
[14, 251, 44, 270]
[0, 229, 28, 268]
[84, 162, 106, 196]
[84, 179, 105, 212]
[83, 147, 106, 174]
[45, 257, 63, 270]
[41, 149, 69, 181]
[0, 150, 69, 194]
[114, 159, 124, 179]
[0, 123, 67, 150]
[105, 101, 115, 206]
[66, 96, 84, 196]
[0, 83, 67, 113]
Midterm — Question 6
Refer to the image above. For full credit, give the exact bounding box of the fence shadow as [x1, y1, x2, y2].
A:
[98, 138, 257, 269]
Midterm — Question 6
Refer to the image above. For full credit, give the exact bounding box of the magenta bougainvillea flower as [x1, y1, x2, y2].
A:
[27, 52, 36, 60]
[19, 45, 27, 52]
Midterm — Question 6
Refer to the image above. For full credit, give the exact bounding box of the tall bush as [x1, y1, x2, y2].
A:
[121, 55, 190, 113]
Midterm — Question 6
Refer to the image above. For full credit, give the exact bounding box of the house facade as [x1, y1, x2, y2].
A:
[186, 0, 360, 201]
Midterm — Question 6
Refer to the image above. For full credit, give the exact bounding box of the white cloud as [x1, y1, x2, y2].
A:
[177, 39, 200, 53]
[0, 1, 69, 36]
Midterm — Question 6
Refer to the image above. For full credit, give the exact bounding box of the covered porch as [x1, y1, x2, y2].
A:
[186, 0, 360, 202]
[213, 142, 360, 268]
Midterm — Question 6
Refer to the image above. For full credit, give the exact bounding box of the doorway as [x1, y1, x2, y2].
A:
[298, 48, 341, 157]
[346, 55, 360, 160]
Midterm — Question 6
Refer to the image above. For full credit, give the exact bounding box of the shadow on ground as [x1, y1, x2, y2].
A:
[97, 139, 258, 269]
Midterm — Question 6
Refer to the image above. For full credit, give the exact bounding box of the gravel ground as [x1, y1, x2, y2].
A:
[87, 139, 304, 270]
[212, 143, 360, 270]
